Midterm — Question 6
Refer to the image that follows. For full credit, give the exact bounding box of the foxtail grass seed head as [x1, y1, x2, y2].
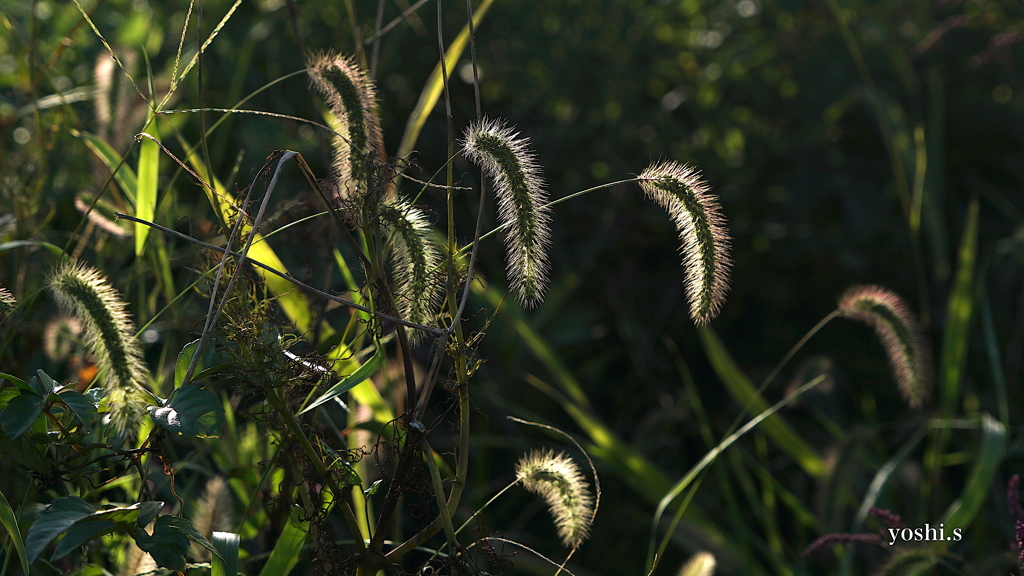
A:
[462, 118, 551, 308]
[838, 285, 933, 409]
[0, 286, 16, 321]
[678, 552, 717, 576]
[307, 52, 382, 201]
[48, 262, 150, 433]
[639, 161, 731, 324]
[43, 315, 84, 362]
[515, 450, 594, 548]
[190, 476, 234, 561]
[382, 199, 442, 340]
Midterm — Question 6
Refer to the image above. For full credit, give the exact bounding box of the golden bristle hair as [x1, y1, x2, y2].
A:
[515, 450, 594, 549]
[48, 262, 151, 434]
[639, 161, 731, 324]
[462, 117, 552, 309]
[0, 285, 16, 322]
[838, 285, 933, 409]
[678, 552, 717, 576]
[382, 198, 443, 340]
[307, 52, 382, 201]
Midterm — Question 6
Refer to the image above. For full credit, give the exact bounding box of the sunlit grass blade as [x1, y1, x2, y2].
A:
[697, 326, 825, 477]
[0, 487, 29, 576]
[211, 531, 239, 576]
[939, 199, 978, 416]
[940, 413, 1006, 529]
[76, 130, 138, 205]
[257, 507, 308, 576]
[135, 124, 160, 256]
[397, 0, 496, 158]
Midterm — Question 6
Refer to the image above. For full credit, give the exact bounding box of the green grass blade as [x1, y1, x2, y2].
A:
[258, 507, 308, 576]
[76, 131, 138, 204]
[978, 287, 1009, 426]
[300, 344, 383, 414]
[135, 124, 160, 256]
[211, 531, 240, 576]
[939, 199, 978, 416]
[0, 488, 29, 575]
[697, 326, 825, 477]
[397, 0, 496, 158]
[940, 413, 1006, 529]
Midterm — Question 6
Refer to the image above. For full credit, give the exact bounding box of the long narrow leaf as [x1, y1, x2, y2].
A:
[135, 125, 160, 255]
[211, 531, 240, 576]
[941, 413, 1006, 529]
[76, 131, 138, 205]
[939, 199, 979, 416]
[258, 507, 308, 576]
[397, 0, 496, 157]
[300, 344, 383, 414]
[697, 326, 825, 477]
[0, 488, 29, 575]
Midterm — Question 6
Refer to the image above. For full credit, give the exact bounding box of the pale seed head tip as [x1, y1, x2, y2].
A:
[516, 449, 594, 548]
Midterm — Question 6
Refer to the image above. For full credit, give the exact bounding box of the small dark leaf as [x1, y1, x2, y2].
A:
[35, 370, 57, 396]
[50, 520, 117, 561]
[24, 497, 95, 563]
[135, 501, 163, 529]
[164, 516, 219, 557]
[0, 432, 54, 477]
[0, 373, 31, 393]
[56, 390, 96, 432]
[134, 515, 189, 572]
[1, 394, 45, 439]
[147, 386, 224, 438]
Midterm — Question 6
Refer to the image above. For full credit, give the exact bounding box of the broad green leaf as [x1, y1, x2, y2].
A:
[174, 339, 200, 388]
[1, 393, 45, 439]
[258, 507, 308, 576]
[86, 501, 163, 526]
[0, 487, 29, 575]
[0, 387, 21, 411]
[75, 130, 139, 204]
[134, 515, 190, 572]
[0, 431, 54, 477]
[697, 326, 825, 478]
[941, 413, 1006, 529]
[147, 385, 224, 437]
[50, 520, 117, 561]
[300, 345, 383, 414]
[0, 372, 30, 392]
[211, 531, 240, 576]
[57, 390, 97, 432]
[939, 199, 978, 416]
[397, 0, 496, 157]
[162, 515, 219, 557]
[35, 370, 57, 395]
[24, 496, 96, 563]
[135, 124, 160, 255]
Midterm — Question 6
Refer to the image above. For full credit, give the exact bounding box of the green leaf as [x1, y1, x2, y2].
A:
[939, 199, 979, 417]
[174, 339, 200, 388]
[697, 326, 825, 478]
[134, 515, 189, 572]
[1, 393, 45, 439]
[0, 487, 30, 575]
[0, 431, 54, 477]
[75, 130, 138, 204]
[24, 496, 96, 564]
[147, 385, 224, 437]
[87, 501, 162, 526]
[135, 124, 160, 255]
[258, 507, 308, 576]
[164, 515, 219, 557]
[941, 413, 1006, 529]
[135, 501, 163, 529]
[300, 345, 383, 414]
[0, 372, 31, 392]
[211, 531, 240, 576]
[57, 390, 97, 432]
[50, 520, 117, 561]
[35, 370, 57, 395]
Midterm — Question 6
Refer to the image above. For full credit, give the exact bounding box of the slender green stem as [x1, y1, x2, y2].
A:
[420, 437, 460, 551]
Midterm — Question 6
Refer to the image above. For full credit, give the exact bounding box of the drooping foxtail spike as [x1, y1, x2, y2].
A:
[382, 199, 443, 340]
[462, 117, 552, 309]
[838, 285, 933, 409]
[48, 262, 151, 433]
[307, 52, 382, 201]
[515, 450, 594, 549]
[639, 161, 732, 324]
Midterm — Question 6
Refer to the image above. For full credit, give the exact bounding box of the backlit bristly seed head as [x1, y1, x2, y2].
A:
[48, 262, 151, 434]
[639, 161, 731, 324]
[515, 450, 594, 548]
[678, 552, 717, 576]
[838, 285, 933, 409]
[462, 117, 551, 309]
[307, 52, 382, 201]
[0, 286, 16, 322]
[382, 199, 442, 340]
